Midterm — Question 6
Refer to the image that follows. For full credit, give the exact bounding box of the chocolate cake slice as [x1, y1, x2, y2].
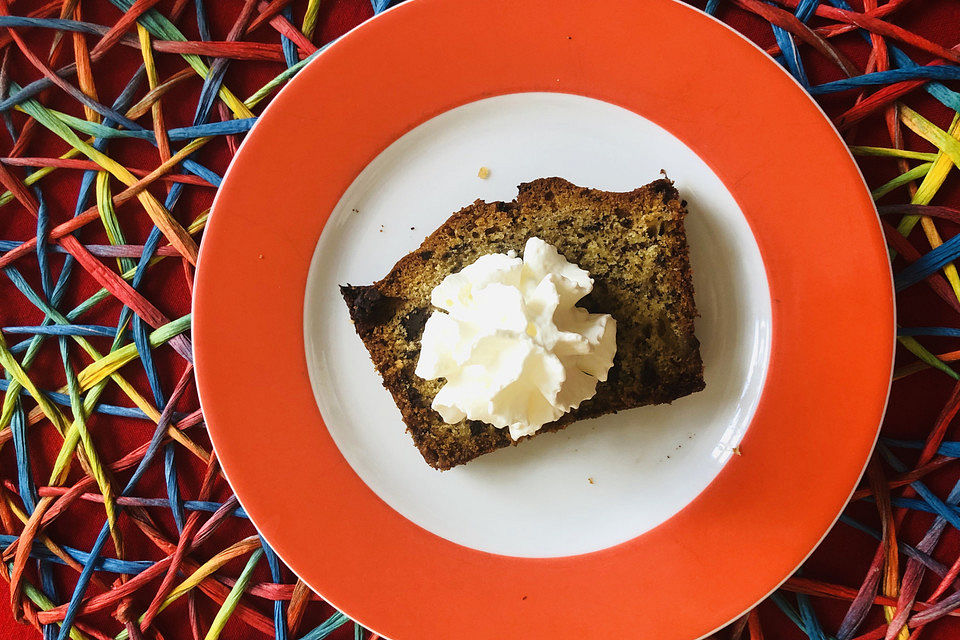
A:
[341, 177, 704, 470]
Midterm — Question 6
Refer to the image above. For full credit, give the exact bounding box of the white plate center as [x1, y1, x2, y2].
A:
[304, 92, 771, 558]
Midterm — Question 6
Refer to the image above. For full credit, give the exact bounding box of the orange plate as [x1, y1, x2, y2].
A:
[194, 1, 894, 638]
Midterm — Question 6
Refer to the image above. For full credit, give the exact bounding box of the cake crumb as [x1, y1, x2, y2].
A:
[732, 446, 742, 456]
[478, 166, 491, 179]
[410, 226, 415, 231]
[351, 208, 359, 213]
[588, 477, 595, 485]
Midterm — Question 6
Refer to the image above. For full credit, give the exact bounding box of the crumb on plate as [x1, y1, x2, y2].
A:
[478, 166, 491, 179]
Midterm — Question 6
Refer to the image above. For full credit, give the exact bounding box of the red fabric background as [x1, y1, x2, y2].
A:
[1, 1, 959, 639]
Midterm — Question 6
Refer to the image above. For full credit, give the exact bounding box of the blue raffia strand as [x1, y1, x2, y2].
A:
[260, 538, 289, 640]
[0, 4, 958, 640]
[884, 438, 960, 457]
[894, 230, 960, 291]
[0, 536, 156, 575]
[810, 66, 960, 94]
[897, 327, 960, 337]
[3, 325, 124, 337]
[768, 0, 821, 88]
[877, 444, 960, 531]
[705, 0, 721, 15]
[826, 0, 960, 113]
[0, 377, 154, 418]
[370, 0, 392, 14]
[281, 6, 300, 68]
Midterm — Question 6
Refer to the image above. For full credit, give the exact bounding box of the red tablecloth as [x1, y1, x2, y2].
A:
[2, 1, 960, 639]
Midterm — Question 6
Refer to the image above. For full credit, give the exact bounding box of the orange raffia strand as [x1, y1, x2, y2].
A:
[71, 3, 100, 124]
[871, 462, 908, 640]
[49, 0, 80, 57]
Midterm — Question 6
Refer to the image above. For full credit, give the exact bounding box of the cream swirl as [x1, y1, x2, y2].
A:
[414, 237, 617, 440]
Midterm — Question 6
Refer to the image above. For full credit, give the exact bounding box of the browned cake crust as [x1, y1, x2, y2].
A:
[341, 177, 704, 470]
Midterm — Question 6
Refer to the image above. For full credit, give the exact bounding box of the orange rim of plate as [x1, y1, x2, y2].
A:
[194, 0, 895, 638]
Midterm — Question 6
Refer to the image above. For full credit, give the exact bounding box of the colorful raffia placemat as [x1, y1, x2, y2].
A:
[0, 1, 959, 639]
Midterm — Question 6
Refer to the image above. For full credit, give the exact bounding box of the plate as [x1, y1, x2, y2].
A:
[194, 0, 894, 638]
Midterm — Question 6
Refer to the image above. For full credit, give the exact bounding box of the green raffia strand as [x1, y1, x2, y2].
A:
[849, 146, 939, 161]
[15, 571, 90, 640]
[245, 49, 323, 108]
[9, 82, 197, 261]
[872, 163, 933, 200]
[95, 171, 136, 273]
[202, 549, 264, 640]
[60, 343, 121, 546]
[898, 336, 960, 380]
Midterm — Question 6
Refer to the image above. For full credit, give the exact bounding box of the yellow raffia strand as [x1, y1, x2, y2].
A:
[895, 109, 960, 303]
[13, 94, 199, 264]
[95, 171, 135, 273]
[0, 297, 160, 436]
[75, 316, 191, 390]
[137, 24, 170, 165]
[303, 0, 322, 39]
[897, 113, 960, 235]
[0, 333, 70, 433]
[162, 537, 261, 608]
[202, 549, 264, 640]
[900, 108, 960, 169]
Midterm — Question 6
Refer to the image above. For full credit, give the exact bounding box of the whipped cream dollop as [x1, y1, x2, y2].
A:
[414, 237, 617, 440]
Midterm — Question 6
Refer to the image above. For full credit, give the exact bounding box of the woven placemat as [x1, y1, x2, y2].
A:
[1, 1, 959, 639]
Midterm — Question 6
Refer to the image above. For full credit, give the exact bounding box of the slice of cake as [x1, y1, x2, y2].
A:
[341, 177, 704, 470]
